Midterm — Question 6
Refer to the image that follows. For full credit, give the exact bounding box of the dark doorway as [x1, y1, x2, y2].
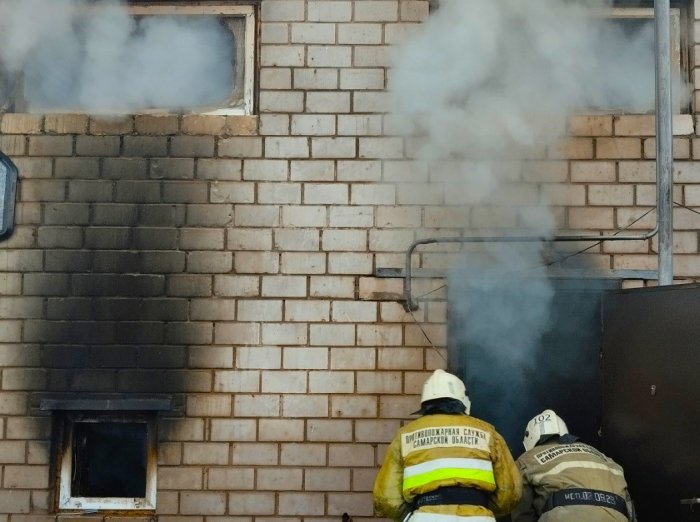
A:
[450, 278, 618, 458]
[602, 284, 700, 522]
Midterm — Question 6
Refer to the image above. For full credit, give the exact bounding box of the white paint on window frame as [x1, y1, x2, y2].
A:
[58, 415, 158, 512]
[129, 3, 257, 115]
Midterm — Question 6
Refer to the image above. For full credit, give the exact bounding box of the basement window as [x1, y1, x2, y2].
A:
[57, 412, 158, 511]
[0, 3, 257, 115]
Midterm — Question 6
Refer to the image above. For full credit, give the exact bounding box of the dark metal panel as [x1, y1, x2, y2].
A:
[602, 284, 700, 521]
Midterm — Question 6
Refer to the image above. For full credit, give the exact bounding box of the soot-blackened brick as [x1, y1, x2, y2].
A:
[71, 274, 165, 297]
[138, 204, 186, 226]
[89, 346, 138, 368]
[42, 346, 89, 368]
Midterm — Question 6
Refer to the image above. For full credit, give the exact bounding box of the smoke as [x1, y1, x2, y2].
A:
[391, 0, 681, 450]
[447, 245, 555, 447]
[0, 0, 235, 113]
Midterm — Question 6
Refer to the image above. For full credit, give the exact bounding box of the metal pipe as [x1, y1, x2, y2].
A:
[402, 227, 658, 310]
[655, 0, 674, 286]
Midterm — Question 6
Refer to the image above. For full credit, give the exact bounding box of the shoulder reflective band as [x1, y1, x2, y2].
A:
[530, 460, 624, 483]
[0, 152, 18, 240]
[403, 458, 495, 492]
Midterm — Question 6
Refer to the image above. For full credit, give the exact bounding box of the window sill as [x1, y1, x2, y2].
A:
[0, 113, 259, 136]
[568, 113, 694, 137]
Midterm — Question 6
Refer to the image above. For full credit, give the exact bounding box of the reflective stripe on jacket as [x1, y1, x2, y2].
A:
[403, 457, 495, 492]
[373, 413, 522, 520]
[511, 441, 636, 522]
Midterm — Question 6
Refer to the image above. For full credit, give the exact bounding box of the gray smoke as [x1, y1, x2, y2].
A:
[391, 0, 682, 451]
[0, 0, 235, 112]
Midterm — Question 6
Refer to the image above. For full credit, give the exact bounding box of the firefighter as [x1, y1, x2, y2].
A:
[511, 409, 636, 522]
[373, 369, 522, 522]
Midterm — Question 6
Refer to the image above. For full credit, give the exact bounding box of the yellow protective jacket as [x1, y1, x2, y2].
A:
[373, 413, 522, 520]
[511, 441, 636, 522]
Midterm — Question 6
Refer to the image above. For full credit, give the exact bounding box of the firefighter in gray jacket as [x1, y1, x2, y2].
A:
[511, 409, 636, 522]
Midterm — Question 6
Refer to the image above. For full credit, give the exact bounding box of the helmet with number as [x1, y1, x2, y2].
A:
[421, 369, 471, 414]
[523, 409, 569, 451]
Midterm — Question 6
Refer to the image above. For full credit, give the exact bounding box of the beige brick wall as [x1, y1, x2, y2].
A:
[2, 0, 700, 520]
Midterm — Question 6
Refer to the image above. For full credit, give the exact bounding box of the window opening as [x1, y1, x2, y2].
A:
[0, 3, 257, 115]
[58, 413, 157, 511]
[128, 3, 257, 115]
[584, 7, 687, 114]
[427, 1, 688, 114]
[71, 422, 147, 498]
[0, 152, 18, 241]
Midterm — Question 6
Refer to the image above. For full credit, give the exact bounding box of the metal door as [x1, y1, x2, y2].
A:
[602, 284, 700, 521]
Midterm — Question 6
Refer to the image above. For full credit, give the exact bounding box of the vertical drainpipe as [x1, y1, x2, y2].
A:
[655, 0, 674, 286]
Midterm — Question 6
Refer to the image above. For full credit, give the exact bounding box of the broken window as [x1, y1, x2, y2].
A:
[0, 2, 257, 114]
[57, 412, 157, 511]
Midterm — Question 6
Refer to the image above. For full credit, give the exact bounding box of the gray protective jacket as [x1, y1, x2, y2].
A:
[511, 439, 636, 522]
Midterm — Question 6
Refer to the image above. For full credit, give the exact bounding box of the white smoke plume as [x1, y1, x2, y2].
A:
[391, 0, 682, 450]
[0, 0, 235, 113]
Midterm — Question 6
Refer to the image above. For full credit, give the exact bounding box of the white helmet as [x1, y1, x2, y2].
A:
[421, 369, 471, 414]
[523, 409, 569, 451]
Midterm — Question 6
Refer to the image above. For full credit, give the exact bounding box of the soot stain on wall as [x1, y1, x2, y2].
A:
[16, 144, 216, 443]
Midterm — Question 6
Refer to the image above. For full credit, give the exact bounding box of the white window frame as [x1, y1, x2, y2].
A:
[608, 7, 682, 80]
[590, 7, 686, 114]
[57, 414, 158, 512]
[129, 3, 257, 115]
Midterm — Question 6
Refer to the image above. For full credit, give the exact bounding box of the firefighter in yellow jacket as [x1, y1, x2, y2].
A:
[511, 409, 636, 522]
[373, 369, 522, 522]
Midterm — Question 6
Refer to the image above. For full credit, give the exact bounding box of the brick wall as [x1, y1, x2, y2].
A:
[1, 0, 700, 521]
